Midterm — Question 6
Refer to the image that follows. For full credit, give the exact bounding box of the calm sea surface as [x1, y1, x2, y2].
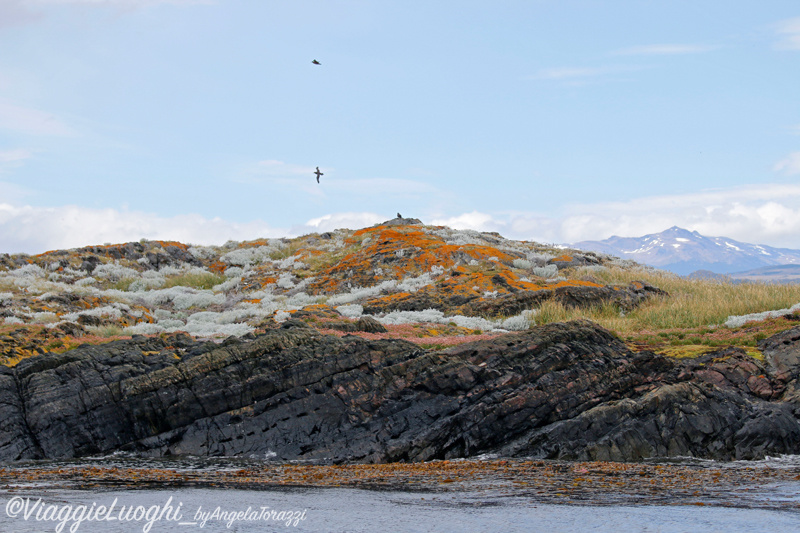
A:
[1, 455, 799, 533]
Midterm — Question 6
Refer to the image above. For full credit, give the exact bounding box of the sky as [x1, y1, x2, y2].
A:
[0, 0, 799, 254]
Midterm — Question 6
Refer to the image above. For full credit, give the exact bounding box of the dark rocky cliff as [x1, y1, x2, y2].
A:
[2, 320, 799, 463]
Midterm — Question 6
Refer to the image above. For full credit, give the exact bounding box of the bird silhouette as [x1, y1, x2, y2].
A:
[397, 213, 402, 219]
[312, 59, 321, 65]
[315, 167, 324, 183]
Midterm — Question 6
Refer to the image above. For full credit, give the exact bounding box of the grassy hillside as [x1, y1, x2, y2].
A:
[2, 220, 800, 365]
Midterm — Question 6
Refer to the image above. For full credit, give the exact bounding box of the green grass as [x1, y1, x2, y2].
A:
[163, 272, 226, 290]
[531, 266, 800, 353]
[565, 266, 800, 330]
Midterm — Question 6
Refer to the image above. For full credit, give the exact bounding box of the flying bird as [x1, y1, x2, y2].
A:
[314, 167, 323, 183]
[312, 59, 321, 65]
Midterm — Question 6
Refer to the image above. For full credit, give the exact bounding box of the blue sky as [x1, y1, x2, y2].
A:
[1, 0, 799, 253]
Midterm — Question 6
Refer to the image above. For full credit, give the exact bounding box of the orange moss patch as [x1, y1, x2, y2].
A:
[208, 261, 227, 274]
[309, 226, 517, 295]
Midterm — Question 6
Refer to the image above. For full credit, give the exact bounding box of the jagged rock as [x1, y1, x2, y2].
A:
[280, 319, 310, 329]
[76, 314, 102, 327]
[547, 252, 602, 269]
[56, 322, 85, 337]
[382, 217, 423, 226]
[463, 281, 666, 318]
[356, 316, 387, 333]
[326, 321, 358, 332]
[2, 321, 800, 463]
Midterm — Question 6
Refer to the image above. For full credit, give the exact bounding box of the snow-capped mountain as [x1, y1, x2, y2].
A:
[573, 226, 800, 275]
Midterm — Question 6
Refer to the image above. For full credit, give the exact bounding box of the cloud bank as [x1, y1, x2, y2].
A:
[4, 183, 800, 255]
[774, 17, 800, 51]
[0, 204, 287, 254]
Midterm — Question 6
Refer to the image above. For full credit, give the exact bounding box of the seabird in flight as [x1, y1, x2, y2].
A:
[315, 167, 324, 183]
[312, 59, 321, 65]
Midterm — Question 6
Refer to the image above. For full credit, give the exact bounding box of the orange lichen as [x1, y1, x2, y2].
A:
[309, 226, 517, 295]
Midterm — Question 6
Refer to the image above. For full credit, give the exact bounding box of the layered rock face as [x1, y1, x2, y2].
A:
[1, 321, 799, 463]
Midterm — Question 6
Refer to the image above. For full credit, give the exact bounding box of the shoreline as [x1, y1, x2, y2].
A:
[2, 457, 799, 510]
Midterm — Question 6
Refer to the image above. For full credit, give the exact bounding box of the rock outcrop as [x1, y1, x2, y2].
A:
[2, 321, 800, 463]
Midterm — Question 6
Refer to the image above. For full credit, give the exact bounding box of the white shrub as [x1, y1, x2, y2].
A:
[132, 286, 225, 310]
[327, 280, 398, 306]
[449, 315, 499, 331]
[501, 310, 535, 331]
[188, 245, 217, 260]
[376, 309, 498, 330]
[337, 304, 363, 318]
[128, 277, 165, 291]
[221, 243, 283, 267]
[61, 305, 124, 322]
[224, 266, 244, 278]
[155, 318, 186, 329]
[397, 273, 435, 292]
[123, 323, 166, 335]
[276, 254, 305, 270]
[274, 310, 291, 323]
[513, 259, 532, 270]
[276, 272, 296, 289]
[725, 303, 800, 328]
[378, 309, 446, 325]
[8, 264, 46, 279]
[214, 276, 241, 293]
[92, 262, 139, 281]
[172, 290, 226, 310]
[30, 312, 58, 324]
[532, 265, 559, 279]
[284, 292, 323, 309]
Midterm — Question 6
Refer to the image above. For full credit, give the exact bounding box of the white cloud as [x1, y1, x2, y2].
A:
[527, 65, 643, 84]
[613, 44, 718, 56]
[0, 0, 210, 28]
[7, 184, 800, 255]
[292, 212, 385, 234]
[529, 66, 619, 81]
[256, 159, 314, 176]
[0, 204, 286, 254]
[431, 211, 504, 233]
[774, 152, 800, 175]
[0, 149, 33, 179]
[558, 184, 800, 246]
[0, 148, 32, 165]
[430, 185, 800, 249]
[774, 17, 800, 50]
[0, 99, 75, 136]
[0, 0, 42, 28]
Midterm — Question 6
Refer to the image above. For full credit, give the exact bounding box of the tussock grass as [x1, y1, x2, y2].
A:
[163, 272, 226, 290]
[535, 267, 800, 345]
[110, 277, 137, 291]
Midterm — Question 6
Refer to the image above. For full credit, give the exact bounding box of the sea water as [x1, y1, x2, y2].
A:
[1, 486, 799, 533]
[1, 455, 799, 533]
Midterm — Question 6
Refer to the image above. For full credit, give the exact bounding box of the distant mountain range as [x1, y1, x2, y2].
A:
[573, 226, 800, 277]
